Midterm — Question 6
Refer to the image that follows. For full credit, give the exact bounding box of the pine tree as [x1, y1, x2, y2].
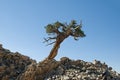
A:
[44, 20, 86, 59]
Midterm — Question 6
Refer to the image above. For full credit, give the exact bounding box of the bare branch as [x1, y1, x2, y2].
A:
[46, 41, 56, 46]
[74, 37, 79, 41]
[74, 26, 79, 30]
[43, 38, 47, 42]
[43, 37, 56, 43]
[48, 37, 56, 40]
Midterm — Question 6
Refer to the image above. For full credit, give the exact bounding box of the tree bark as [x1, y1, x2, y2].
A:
[47, 33, 68, 59]
[47, 31, 71, 59]
[47, 41, 61, 59]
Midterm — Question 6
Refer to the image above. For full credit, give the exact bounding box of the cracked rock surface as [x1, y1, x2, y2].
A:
[0, 44, 35, 80]
[44, 57, 120, 80]
[0, 44, 120, 80]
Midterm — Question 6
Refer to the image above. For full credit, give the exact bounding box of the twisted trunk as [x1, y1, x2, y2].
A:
[47, 41, 61, 59]
[47, 29, 71, 59]
[47, 33, 69, 59]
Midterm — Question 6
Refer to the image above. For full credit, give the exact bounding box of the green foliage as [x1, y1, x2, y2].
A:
[73, 26, 85, 37]
[44, 20, 86, 59]
[45, 24, 54, 33]
[69, 20, 76, 28]
[54, 21, 62, 28]
[45, 20, 86, 39]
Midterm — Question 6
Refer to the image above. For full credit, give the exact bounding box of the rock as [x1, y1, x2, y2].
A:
[60, 57, 71, 64]
[0, 66, 6, 72]
[109, 67, 112, 70]
[18, 59, 60, 80]
[0, 44, 3, 50]
[0, 43, 120, 80]
[63, 75, 69, 80]
[77, 75, 82, 79]
[0, 44, 34, 80]
[44, 57, 120, 80]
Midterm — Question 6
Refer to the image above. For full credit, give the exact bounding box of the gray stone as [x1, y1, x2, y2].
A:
[63, 75, 69, 80]
[0, 44, 3, 50]
[0, 44, 120, 80]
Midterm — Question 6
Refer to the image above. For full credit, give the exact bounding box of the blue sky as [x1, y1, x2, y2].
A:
[0, 0, 120, 72]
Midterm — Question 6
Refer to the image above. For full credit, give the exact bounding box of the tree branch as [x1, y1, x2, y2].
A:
[53, 29, 61, 35]
[43, 37, 56, 43]
[46, 41, 56, 46]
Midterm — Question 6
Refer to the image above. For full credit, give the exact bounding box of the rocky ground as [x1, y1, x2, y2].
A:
[44, 57, 120, 80]
[0, 44, 120, 80]
[0, 44, 35, 80]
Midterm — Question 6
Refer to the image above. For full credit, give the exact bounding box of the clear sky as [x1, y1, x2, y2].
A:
[0, 0, 120, 72]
